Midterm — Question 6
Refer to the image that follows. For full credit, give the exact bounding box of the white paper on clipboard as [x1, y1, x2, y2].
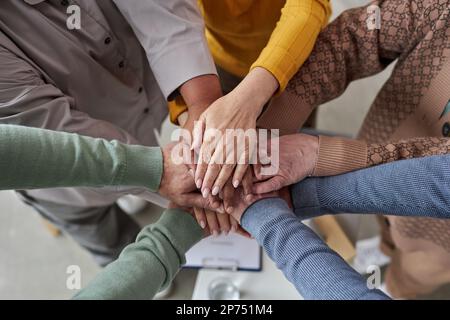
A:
[184, 233, 261, 271]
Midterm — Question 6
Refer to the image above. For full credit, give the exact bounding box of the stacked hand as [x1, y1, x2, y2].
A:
[183, 133, 319, 233]
[167, 68, 320, 234]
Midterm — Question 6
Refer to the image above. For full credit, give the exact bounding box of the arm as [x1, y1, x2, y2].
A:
[0, 124, 221, 211]
[293, 154, 450, 221]
[0, 45, 139, 144]
[253, 134, 450, 194]
[74, 210, 203, 300]
[195, 0, 422, 194]
[251, 0, 331, 93]
[313, 135, 450, 176]
[0, 125, 161, 191]
[284, 0, 424, 110]
[241, 198, 389, 300]
[112, 0, 218, 101]
[191, 0, 330, 192]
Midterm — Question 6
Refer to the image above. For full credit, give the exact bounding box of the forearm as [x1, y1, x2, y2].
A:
[241, 198, 388, 300]
[313, 136, 450, 177]
[233, 67, 280, 117]
[0, 125, 162, 191]
[251, 0, 331, 92]
[168, 73, 223, 127]
[179, 74, 223, 127]
[278, 0, 420, 120]
[294, 154, 450, 221]
[74, 210, 203, 300]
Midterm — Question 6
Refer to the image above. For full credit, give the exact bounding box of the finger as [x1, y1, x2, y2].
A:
[178, 193, 225, 213]
[212, 164, 234, 196]
[252, 176, 284, 194]
[241, 168, 253, 196]
[235, 226, 252, 238]
[230, 217, 239, 234]
[232, 164, 249, 189]
[223, 180, 236, 214]
[201, 163, 222, 198]
[253, 163, 275, 181]
[205, 210, 220, 237]
[253, 163, 262, 180]
[216, 212, 231, 235]
[191, 119, 205, 151]
[195, 141, 214, 190]
[200, 133, 227, 193]
[194, 207, 207, 230]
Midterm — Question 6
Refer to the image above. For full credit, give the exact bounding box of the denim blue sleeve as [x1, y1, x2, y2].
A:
[292, 154, 450, 220]
[241, 198, 389, 300]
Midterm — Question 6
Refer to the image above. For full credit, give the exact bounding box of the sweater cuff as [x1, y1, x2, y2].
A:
[313, 136, 368, 177]
[251, 46, 295, 94]
[123, 146, 163, 192]
[241, 198, 293, 236]
[290, 178, 322, 220]
[146, 209, 204, 256]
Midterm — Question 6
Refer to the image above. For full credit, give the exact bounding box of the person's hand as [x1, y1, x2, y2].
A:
[193, 68, 279, 198]
[224, 188, 281, 224]
[193, 207, 250, 238]
[167, 202, 211, 237]
[159, 142, 224, 212]
[253, 134, 319, 194]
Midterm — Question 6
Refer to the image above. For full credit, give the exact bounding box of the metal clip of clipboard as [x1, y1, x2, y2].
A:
[201, 258, 239, 271]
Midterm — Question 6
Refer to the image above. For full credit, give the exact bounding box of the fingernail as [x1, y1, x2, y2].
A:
[245, 194, 253, 202]
[212, 186, 220, 196]
[227, 206, 234, 213]
[217, 206, 225, 214]
[202, 188, 210, 198]
[196, 179, 202, 189]
[231, 225, 237, 233]
[212, 230, 219, 237]
[224, 230, 229, 236]
[200, 221, 206, 229]
[233, 180, 240, 188]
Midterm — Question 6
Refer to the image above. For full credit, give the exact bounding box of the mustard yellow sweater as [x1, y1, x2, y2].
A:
[169, 0, 331, 123]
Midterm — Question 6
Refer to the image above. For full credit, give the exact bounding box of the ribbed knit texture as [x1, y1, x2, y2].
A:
[242, 198, 388, 300]
[313, 136, 368, 176]
[75, 210, 203, 299]
[201, 0, 331, 91]
[168, 0, 331, 123]
[0, 125, 163, 192]
[293, 154, 450, 220]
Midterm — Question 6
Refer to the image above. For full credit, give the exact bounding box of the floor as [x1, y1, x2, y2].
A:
[2, 1, 448, 300]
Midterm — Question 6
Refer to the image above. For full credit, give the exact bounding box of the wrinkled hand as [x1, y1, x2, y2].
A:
[193, 207, 250, 238]
[253, 134, 319, 194]
[192, 94, 259, 197]
[223, 188, 281, 224]
[159, 142, 224, 212]
[193, 68, 279, 199]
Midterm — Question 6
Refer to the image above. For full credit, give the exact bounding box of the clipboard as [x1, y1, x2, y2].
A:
[184, 233, 262, 272]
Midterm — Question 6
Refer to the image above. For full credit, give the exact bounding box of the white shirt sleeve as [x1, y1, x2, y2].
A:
[113, 0, 217, 100]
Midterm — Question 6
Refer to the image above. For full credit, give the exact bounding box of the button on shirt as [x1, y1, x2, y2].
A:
[0, 0, 216, 206]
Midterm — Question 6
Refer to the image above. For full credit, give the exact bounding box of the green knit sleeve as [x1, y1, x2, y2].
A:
[0, 125, 162, 191]
[74, 209, 203, 300]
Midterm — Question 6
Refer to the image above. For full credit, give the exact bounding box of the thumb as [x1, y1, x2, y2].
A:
[179, 193, 225, 213]
[252, 176, 285, 194]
